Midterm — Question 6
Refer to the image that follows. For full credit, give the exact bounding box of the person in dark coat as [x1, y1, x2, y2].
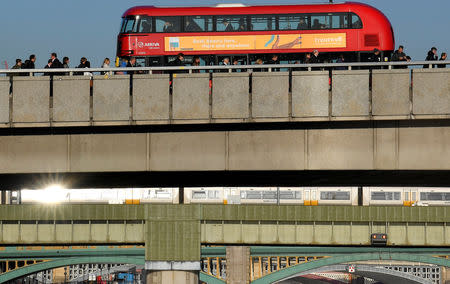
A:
[266, 54, 280, 71]
[438, 52, 447, 68]
[424, 47, 438, 68]
[310, 50, 320, 63]
[22, 54, 36, 69]
[223, 19, 234, 31]
[50, 53, 63, 68]
[43, 59, 52, 76]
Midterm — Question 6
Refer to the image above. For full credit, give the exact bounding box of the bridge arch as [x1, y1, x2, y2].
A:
[251, 252, 450, 284]
[0, 256, 144, 283]
[199, 272, 226, 284]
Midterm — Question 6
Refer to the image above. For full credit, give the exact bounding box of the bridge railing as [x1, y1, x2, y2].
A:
[0, 61, 449, 127]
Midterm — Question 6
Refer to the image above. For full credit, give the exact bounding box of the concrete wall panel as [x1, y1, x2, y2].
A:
[150, 132, 226, 171]
[0, 77, 9, 123]
[53, 76, 90, 122]
[229, 130, 304, 170]
[93, 75, 130, 121]
[375, 128, 397, 169]
[70, 133, 147, 172]
[252, 72, 289, 118]
[413, 69, 450, 114]
[172, 74, 210, 120]
[12, 76, 50, 123]
[133, 74, 170, 121]
[37, 224, 55, 242]
[0, 135, 67, 173]
[308, 129, 374, 170]
[21, 224, 37, 242]
[399, 127, 450, 169]
[332, 70, 369, 116]
[372, 70, 410, 116]
[292, 71, 329, 117]
[212, 73, 249, 119]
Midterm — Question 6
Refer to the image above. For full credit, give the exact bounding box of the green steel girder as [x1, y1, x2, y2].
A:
[0, 256, 145, 283]
[0, 246, 143, 260]
[199, 272, 226, 284]
[249, 246, 450, 256]
[251, 253, 450, 284]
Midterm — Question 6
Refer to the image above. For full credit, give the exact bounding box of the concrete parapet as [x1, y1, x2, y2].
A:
[292, 71, 329, 117]
[252, 72, 289, 118]
[372, 69, 410, 116]
[332, 70, 369, 117]
[172, 73, 210, 120]
[0, 77, 9, 124]
[133, 74, 170, 121]
[12, 76, 50, 123]
[93, 75, 130, 121]
[212, 73, 249, 119]
[413, 69, 450, 115]
[53, 76, 90, 122]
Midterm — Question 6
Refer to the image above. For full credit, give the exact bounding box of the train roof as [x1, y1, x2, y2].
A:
[122, 2, 381, 17]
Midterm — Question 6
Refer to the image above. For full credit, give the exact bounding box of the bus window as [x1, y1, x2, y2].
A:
[279, 15, 309, 30]
[138, 16, 152, 33]
[351, 13, 363, 28]
[185, 16, 213, 32]
[250, 15, 276, 31]
[331, 14, 348, 29]
[311, 15, 330, 29]
[121, 17, 137, 33]
[155, 16, 181, 33]
[216, 16, 247, 32]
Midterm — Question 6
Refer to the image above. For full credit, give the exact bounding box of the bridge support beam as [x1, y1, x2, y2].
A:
[226, 246, 250, 284]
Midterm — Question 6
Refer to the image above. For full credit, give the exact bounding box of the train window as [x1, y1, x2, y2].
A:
[216, 15, 247, 31]
[420, 192, 450, 201]
[155, 16, 181, 33]
[250, 15, 277, 31]
[311, 15, 330, 29]
[331, 14, 348, 29]
[351, 13, 363, 29]
[242, 190, 262, 199]
[263, 191, 277, 199]
[192, 191, 207, 199]
[138, 16, 152, 33]
[320, 191, 350, 200]
[155, 190, 171, 199]
[185, 16, 213, 32]
[412, 192, 417, 200]
[279, 15, 309, 30]
[371, 192, 401, 200]
[404, 192, 410, 201]
[121, 17, 137, 33]
[280, 191, 302, 200]
[208, 190, 220, 199]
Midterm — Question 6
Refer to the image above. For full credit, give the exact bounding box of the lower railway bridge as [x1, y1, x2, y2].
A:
[0, 204, 449, 283]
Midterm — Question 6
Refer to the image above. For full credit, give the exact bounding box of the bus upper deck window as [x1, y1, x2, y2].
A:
[185, 16, 213, 32]
[216, 16, 247, 32]
[351, 13, 363, 28]
[138, 16, 152, 33]
[121, 17, 137, 33]
[279, 15, 309, 30]
[155, 16, 181, 33]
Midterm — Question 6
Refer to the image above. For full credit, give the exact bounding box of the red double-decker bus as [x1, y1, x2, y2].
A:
[116, 2, 394, 66]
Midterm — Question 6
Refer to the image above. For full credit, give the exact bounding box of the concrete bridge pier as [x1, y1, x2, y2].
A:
[146, 270, 198, 284]
[145, 261, 200, 284]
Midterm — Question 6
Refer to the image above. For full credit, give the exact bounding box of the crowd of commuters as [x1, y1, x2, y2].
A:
[8, 46, 448, 76]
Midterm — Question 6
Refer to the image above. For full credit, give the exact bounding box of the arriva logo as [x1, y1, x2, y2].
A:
[138, 42, 161, 48]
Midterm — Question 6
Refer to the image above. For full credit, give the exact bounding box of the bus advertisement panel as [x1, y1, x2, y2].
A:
[164, 33, 346, 52]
